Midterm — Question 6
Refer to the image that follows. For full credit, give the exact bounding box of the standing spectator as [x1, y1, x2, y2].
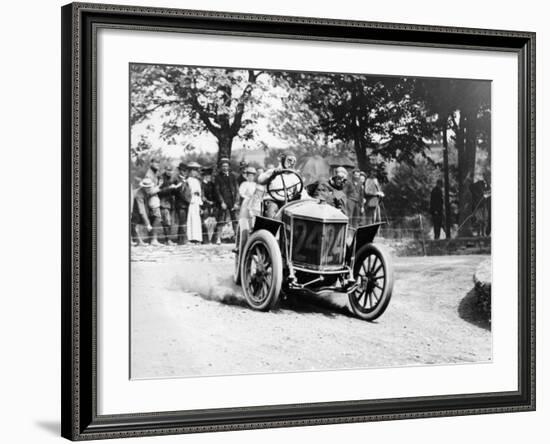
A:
[147, 190, 162, 246]
[142, 157, 163, 245]
[145, 156, 161, 186]
[248, 167, 266, 219]
[158, 164, 176, 245]
[201, 166, 217, 244]
[237, 160, 249, 186]
[238, 166, 257, 219]
[430, 179, 444, 240]
[358, 171, 368, 225]
[186, 162, 203, 244]
[131, 178, 156, 246]
[131, 177, 162, 246]
[214, 158, 239, 244]
[364, 171, 384, 224]
[173, 162, 191, 245]
[345, 170, 362, 227]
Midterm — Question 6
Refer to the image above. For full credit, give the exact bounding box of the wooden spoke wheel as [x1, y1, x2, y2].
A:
[349, 243, 394, 321]
[240, 230, 283, 311]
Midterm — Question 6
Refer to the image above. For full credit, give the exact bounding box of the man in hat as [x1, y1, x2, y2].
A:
[145, 157, 161, 186]
[344, 169, 363, 227]
[173, 162, 192, 245]
[364, 170, 385, 224]
[214, 157, 239, 244]
[141, 156, 164, 245]
[131, 177, 162, 246]
[237, 159, 249, 186]
[158, 164, 177, 245]
[201, 166, 217, 243]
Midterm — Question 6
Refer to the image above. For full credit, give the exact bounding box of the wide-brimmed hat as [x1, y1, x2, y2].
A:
[139, 177, 154, 188]
[244, 166, 257, 175]
[186, 161, 202, 169]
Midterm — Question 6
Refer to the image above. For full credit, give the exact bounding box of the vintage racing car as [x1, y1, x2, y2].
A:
[234, 169, 394, 321]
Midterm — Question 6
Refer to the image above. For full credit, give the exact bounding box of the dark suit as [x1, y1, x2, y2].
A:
[158, 174, 175, 242]
[173, 179, 192, 244]
[214, 172, 239, 241]
[344, 179, 362, 227]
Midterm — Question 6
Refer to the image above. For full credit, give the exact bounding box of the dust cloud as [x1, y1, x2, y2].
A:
[169, 260, 246, 306]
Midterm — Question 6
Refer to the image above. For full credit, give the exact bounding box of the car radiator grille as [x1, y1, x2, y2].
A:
[291, 218, 346, 271]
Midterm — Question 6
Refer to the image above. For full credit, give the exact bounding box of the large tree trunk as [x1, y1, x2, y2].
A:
[442, 121, 451, 239]
[352, 123, 368, 172]
[456, 108, 477, 237]
[351, 82, 369, 173]
[216, 132, 234, 163]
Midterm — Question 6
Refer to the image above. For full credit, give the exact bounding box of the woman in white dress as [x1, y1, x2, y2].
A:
[238, 166, 258, 220]
[186, 162, 203, 243]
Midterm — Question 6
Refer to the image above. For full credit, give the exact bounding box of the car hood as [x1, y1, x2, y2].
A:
[284, 200, 348, 223]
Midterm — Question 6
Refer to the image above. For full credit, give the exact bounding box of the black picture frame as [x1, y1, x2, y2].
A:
[61, 2, 536, 440]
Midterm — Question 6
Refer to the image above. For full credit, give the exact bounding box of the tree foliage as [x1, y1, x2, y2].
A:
[271, 73, 437, 174]
[130, 65, 270, 162]
[131, 64, 492, 234]
[414, 78, 491, 233]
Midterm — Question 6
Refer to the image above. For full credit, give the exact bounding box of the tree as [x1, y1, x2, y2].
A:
[415, 78, 491, 237]
[272, 73, 436, 174]
[448, 80, 491, 235]
[130, 65, 269, 162]
[383, 156, 439, 217]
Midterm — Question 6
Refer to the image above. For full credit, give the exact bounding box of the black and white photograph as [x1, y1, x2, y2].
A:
[129, 63, 492, 379]
[1, 0, 544, 442]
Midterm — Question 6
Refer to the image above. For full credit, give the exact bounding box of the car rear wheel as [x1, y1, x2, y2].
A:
[240, 229, 283, 311]
[349, 243, 394, 321]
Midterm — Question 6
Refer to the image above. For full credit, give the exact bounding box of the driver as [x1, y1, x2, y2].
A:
[257, 152, 303, 218]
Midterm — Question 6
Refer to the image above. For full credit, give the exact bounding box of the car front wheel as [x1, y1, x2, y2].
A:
[240, 229, 283, 311]
[349, 243, 394, 321]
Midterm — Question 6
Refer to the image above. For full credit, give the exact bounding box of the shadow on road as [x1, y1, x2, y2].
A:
[281, 291, 354, 318]
[458, 288, 491, 331]
[191, 274, 355, 318]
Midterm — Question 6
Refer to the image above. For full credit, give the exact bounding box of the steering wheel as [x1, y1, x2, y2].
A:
[266, 169, 304, 203]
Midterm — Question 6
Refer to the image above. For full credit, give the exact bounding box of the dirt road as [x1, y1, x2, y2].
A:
[130, 245, 491, 379]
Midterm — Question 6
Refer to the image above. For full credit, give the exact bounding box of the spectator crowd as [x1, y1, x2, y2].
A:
[130, 153, 386, 247]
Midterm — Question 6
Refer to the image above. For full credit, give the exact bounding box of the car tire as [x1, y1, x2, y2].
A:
[240, 229, 283, 311]
[349, 243, 394, 321]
